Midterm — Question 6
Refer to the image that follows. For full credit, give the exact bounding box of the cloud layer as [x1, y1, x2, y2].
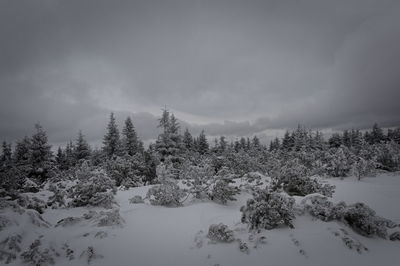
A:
[0, 0, 399, 145]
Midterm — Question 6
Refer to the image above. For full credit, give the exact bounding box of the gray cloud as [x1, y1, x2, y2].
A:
[0, 0, 399, 146]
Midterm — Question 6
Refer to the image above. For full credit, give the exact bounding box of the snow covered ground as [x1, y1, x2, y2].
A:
[4, 173, 400, 266]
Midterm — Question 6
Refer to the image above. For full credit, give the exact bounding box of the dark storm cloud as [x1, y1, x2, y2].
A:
[0, 0, 399, 145]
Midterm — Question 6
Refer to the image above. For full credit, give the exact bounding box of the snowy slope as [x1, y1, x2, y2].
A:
[4, 173, 400, 266]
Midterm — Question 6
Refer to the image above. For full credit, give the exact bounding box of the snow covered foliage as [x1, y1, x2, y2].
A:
[0, 233, 22, 264]
[147, 182, 186, 207]
[208, 167, 240, 204]
[79, 246, 103, 265]
[147, 163, 187, 207]
[301, 195, 395, 238]
[343, 203, 392, 238]
[352, 156, 376, 180]
[17, 194, 47, 214]
[207, 223, 235, 243]
[129, 195, 144, 204]
[20, 238, 58, 266]
[68, 165, 116, 208]
[301, 194, 347, 222]
[271, 158, 335, 197]
[241, 190, 295, 230]
[325, 146, 353, 177]
[180, 159, 214, 199]
[181, 161, 240, 204]
[105, 154, 144, 187]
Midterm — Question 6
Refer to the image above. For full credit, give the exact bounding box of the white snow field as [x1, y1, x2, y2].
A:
[4, 173, 400, 266]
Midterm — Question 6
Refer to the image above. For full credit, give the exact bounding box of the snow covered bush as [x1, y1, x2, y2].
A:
[182, 163, 239, 204]
[284, 176, 335, 197]
[343, 203, 391, 238]
[0, 233, 22, 264]
[325, 147, 352, 177]
[301, 195, 395, 238]
[147, 162, 187, 207]
[129, 195, 144, 204]
[20, 239, 58, 266]
[68, 168, 116, 209]
[180, 159, 214, 199]
[271, 158, 335, 197]
[241, 190, 295, 230]
[147, 182, 186, 207]
[208, 167, 240, 204]
[17, 195, 47, 214]
[352, 156, 376, 180]
[79, 246, 103, 264]
[105, 155, 144, 187]
[47, 184, 66, 208]
[301, 194, 346, 222]
[207, 223, 235, 243]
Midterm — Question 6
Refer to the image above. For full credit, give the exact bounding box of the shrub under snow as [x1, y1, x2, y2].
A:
[207, 223, 235, 243]
[147, 182, 186, 207]
[271, 158, 335, 197]
[241, 190, 295, 230]
[302, 195, 396, 238]
[68, 168, 116, 209]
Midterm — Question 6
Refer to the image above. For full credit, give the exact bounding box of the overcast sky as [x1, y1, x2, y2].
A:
[1, 0, 400, 146]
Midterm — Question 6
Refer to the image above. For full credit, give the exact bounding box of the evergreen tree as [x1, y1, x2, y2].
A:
[122, 116, 140, 156]
[1, 141, 12, 164]
[103, 113, 121, 158]
[183, 128, 194, 150]
[370, 123, 385, 144]
[56, 146, 65, 168]
[198, 130, 209, 154]
[251, 136, 261, 149]
[218, 136, 227, 153]
[75, 130, 91, 161]
[65, 140, 76, 168]
[29, 123, 53, 181]
[328, 133, 342, 148]
[14, 136, 31, 166]
[281, 131, 293, 151]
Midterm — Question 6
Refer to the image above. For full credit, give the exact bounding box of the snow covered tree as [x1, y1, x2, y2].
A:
[105, 154, 145, 187]
[197, 130, 209, 154]
[146, 162, 186, 206]
[29, 123, 53, 181]
[103, 113, 121, 158]
[1, 141, 12, 168]
[122, 116, 141, 156]
[325, 146, 352, 177]
[329, 133, 342, 148]
[74, 130, 91, 162]
[13, 137, 31, 166]
[208, 167, 240, 204]
[241, 190, 295, 230]
[64, 141, 76, 168]
[369, 123, 385, 144]
[183, 128, 194, 151]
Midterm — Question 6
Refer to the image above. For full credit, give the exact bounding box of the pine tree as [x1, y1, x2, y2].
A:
[1, 141, 12, 169]
[370, 123, 385, 144]
[103, 113, 121, 158]
[29, 123, 53, 181]
[158, 107, 170, 134]
[328, 133, 342, 148]
[183, 128, 194, 150]
[56, 147, 65, 168]
[14, 136, 31, 166]
[65, 140, 76, 168]
[1, 141, 12, 162]
[122, 116, 140, 156]
[75, 130, 91, 161]
[198, 130, 209, 154]
[218, 136, 227, 153]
